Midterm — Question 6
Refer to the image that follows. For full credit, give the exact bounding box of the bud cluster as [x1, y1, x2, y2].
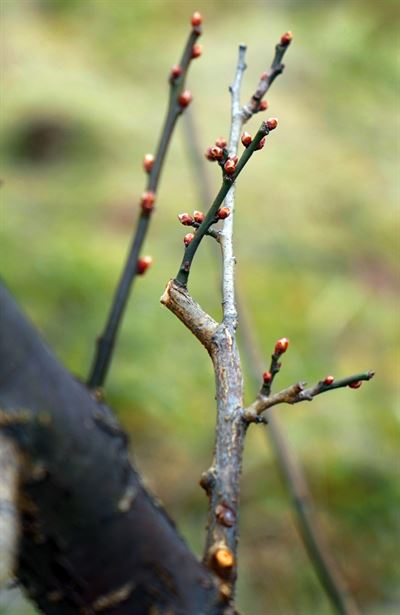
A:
[204, 136, 239, 177]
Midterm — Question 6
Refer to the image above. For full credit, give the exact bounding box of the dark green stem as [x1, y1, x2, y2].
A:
[87, 27, 200, 390]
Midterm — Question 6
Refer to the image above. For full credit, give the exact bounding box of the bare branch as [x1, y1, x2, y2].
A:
[87, 16, 203, 391]
[244, 371, 375, 421]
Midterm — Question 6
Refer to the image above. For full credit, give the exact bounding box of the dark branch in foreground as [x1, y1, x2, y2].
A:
[87, 16, 202, 391]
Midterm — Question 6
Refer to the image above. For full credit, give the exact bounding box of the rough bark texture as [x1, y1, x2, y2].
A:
[0, 283, 224, 614]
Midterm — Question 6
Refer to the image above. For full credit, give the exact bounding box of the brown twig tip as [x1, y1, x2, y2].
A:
[191, 11, 203, 28]
[184, 232, 195, 246]
[143, 153, 155, 173]
[178, 212, 194, 226]
[136, 256, 152, 275]
[241, 131, 252, 147]
[191, 44, 202, 59]
[280, 31, 293, 47]
[140, 191, 156, 213]
[274, 337, 289, 355]
[170, 64, 182, 80]
[178, 90, 193, 108]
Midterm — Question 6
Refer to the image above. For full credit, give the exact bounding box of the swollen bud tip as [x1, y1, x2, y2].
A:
[178, 212, 193, 226]
[259, 100, 268, 111]
[193, 210, 204, 223]
[191, 44, 202, 59]
[143, 153, 155, 173]
[140, 191, 155, 212]
[184, 233, 194, 246]
[280, 31, 293, 46]
[217, 207, 230, 219]
[274, 337, 289, 355]
[137, 255, 152, 275]
[323, 375, 334, 385]
[191, 11, 202, 27]
[224, 159, 236, 175]
[178, 90, 193, 108]
[215, 137, 227, 149]
[263, 371, 272, 383]
[241, 132, 252, 147]
[349, 381, 362, 389]
[266, 118, 278, 131]
[170, 64, 182, 79]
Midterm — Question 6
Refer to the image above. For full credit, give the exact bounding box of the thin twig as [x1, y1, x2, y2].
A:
[87, 18, 202, 391]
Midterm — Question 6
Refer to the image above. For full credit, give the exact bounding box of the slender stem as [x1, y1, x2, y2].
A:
[87, 25, 201, 390]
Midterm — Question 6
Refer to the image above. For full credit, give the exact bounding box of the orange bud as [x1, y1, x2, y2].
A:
[349, 381, 362, 389]
[256, 136, 266, 150]
[214, 548, 234, 570]
[170, 64, 182, 79]
[215, 137, 227, 149]
[274, 337, 289, 355]
[193, 210, 204, 223]
[241, 132, 252, 147]
[224, 159, 236, 175]
[217, 207, 230, 219]
[178, 90, 193, 108]
[143, 153, 155, 173]
[191, 11, 202, 27]
[137, 255, 152, 275]
[323, 375, 334, 385]
[263, 371, 272, 383]
[266, 117, 278, 131]
[140, 191, 155, 212]
[280, 31, 293, 46]
[191, 44, 202, 59]
[184, 233, 194, 246]
[259, 100, 269, 111]
[178, 212, 193, 226]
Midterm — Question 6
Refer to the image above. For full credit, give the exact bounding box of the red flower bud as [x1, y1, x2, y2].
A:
[224, 159, 236, 175]
[280, 31, 293, 47]
[256, 136, 266, 150]
[140, 191, 155, 212]
[266, 117, 278, 131]
[349, 381, 362, 389]
[260, 71, 268, 81]
[184, 233, 194, 246]
[137, 255, 152, 275]
[210, 145, 224, 160]
[191, 11, 203, 27]
[205, 146, 215, 161]
[170, 64, 182, 79]
[191, 44, 202, 59]
[259, 100, 269, 111]
[323, 375, 334, 386]
[178, 212, 193, 226]
[215, 137, 227, 148]
[143, 153, 155, 173]
[274, 337, 289, 355]
[217, 207, 230, 219]
[193, 210, 204, 223]
[230, 155, 238, 164]
[263, 371, 272, 383]
[241, 132, 252, 147]
[178, 90, 193, 108]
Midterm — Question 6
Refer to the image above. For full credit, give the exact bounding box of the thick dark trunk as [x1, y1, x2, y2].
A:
[0, 283, 223, 614]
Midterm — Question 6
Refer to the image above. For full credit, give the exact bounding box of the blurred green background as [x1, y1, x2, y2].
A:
[0, 0, 398, 613]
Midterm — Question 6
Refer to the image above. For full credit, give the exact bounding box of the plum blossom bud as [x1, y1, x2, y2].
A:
[266, 118, 278, 131]
[259, 100, 268, 111]
[178, 90, 193, 108]
[256, 136, 266, 150]
[260, 71, 268, 80]
[184, 233, 194, 246]
[210, 145, 224, 160]
[170, 64, 182, 79]
[241, 132, 252, 147]
[191, 11, 202, 27]
[349, 381, 362, 389]
[143, 153, 155, 173]
[224, 159, 236, 175]
[178, 212, 193, 226]
[137, 256, 152, 275]
[215, 137, 227, 148]
[323, 375, 334, 385]
[217, 207, 230, 219]
[274, 337, 289, 355]
[191, 44, 202, 59]
[263, 371, 272, 383]
[205, 147, 215, 161]
[193, 210, 204, 223]
[140, 191, 155, 212]
[280, 31, 293, 46]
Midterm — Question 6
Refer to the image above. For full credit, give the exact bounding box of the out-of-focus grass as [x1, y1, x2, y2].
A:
[0, 1, 398, 613]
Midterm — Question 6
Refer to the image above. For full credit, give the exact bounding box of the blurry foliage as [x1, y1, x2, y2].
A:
[0, 0, 398, 613]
